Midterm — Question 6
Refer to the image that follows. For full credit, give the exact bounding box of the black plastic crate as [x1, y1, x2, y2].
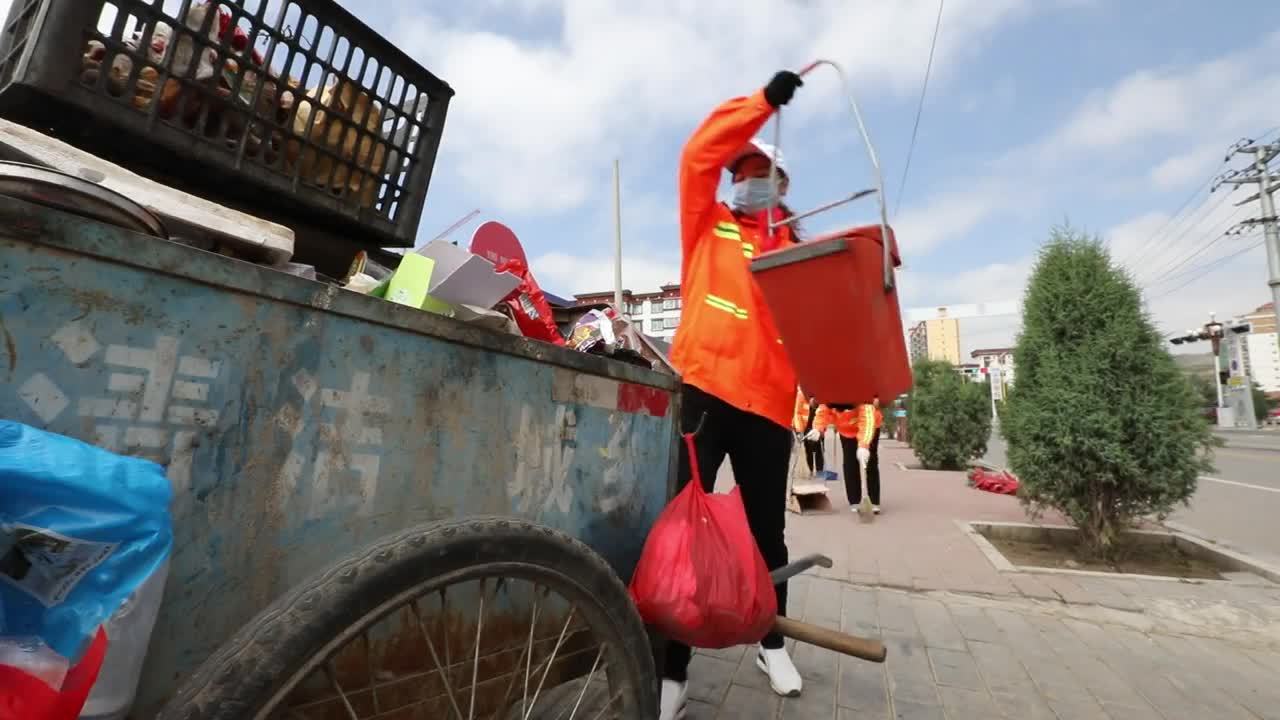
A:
[0, 0, 453, 247]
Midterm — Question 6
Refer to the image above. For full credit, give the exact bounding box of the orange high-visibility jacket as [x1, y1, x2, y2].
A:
[670, 89, 798, 429]
[833, 404, 883, 449]
[793, 390, 833, 434]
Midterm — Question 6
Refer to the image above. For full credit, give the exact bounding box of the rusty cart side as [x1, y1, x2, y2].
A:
[0, 193, 681, 718]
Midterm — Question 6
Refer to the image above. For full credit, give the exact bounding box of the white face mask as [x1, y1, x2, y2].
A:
[731, 177, 782, 213]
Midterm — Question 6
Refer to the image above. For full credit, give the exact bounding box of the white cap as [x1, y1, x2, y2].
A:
[727, 138, 789, 178]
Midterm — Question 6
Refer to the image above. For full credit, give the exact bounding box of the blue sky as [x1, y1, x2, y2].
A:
[42, 0, 1280, 354]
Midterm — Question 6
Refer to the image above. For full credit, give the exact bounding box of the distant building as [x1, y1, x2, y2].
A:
[971, 347, 1016, 387]
[907, 318, 961, 365]
[1239, 303, 1279, 394]
[574, 284, 683, 340]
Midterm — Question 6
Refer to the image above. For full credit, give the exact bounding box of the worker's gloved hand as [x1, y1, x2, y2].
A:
[805, 429, 820, 441]
[764, 71, 804, 108]
[856, 447, 871, 465]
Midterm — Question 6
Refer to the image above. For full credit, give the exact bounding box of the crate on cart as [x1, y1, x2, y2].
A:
[0, 0, 453, 247]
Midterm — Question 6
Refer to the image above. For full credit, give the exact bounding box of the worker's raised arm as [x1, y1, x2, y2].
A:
[678, 73, 802, 252]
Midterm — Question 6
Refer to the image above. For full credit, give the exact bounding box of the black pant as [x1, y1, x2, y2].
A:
[840, 430, 880, 505]
[803, 437, 824, 473]
[664, 384, 792, 682]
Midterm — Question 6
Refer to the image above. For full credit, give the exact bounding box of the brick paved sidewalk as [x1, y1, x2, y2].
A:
[692, 436, 1280, 719]
[685, 578, 1280, 720]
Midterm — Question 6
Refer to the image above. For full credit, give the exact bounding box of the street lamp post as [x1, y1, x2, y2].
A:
[1206, 314, 1225, 414]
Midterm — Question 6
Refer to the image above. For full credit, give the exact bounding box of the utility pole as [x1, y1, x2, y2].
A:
[1212, 138, 1280, 332]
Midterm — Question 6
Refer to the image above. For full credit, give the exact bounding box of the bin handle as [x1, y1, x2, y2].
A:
[767, 60, 895, 291]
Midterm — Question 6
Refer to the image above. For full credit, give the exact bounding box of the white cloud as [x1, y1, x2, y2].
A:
[891, 30, 1280, 262]
[380, 0, 1039, 217]
[530, 251, 679, 298]
[893, 181, 1018, 255]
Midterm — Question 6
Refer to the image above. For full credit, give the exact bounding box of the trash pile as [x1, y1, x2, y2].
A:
[967, 467, 1020, 496]
[80, 1, 393, 209]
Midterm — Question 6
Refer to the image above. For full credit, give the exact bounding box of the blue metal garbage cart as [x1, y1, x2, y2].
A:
[0, 194, 679, 718]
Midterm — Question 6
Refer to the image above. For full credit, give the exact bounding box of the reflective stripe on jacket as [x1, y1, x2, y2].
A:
[834, 404, 883, 448]
[670, 89, 798, 429]
[794, 390, 833, 434]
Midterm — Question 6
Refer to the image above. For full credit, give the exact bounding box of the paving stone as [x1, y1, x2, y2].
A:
[697, 645, 746, 665]
[804, 577, 845, 625]
[876, 590, 921, 634]
[886, 671, 941, 707]
[1037, 574, 1097, 605]
[686, 653, 737, 705]
[946, 604, 1005, 643]
[838, 657, 890, 715]
[926, 647, 983, 691]
[1069, 576, 1144, 611]
[967, 640, 1034, 692]
[730, 646, 773, 694]
[840, 585, 879, 635]
[884, 699, 945, 720]
[1099, 702, 1165, 720]
[779, 689, 837, 720]
[989, 688, 1058, 720]
[936, 686, 1000, 720]
[790, 643, 839, 705]
[836, 706, 891, 720]
[685, 699, 718, 720]
[1043, 694, 1109, 720]
[1009, 574, 1061, 601]
[1017, 650, 1091, 703]
[910, 597, 967, 651]
[715, 684, 779, 720]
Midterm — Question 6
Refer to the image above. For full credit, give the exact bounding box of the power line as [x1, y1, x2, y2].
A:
[1131, 189, 1236, 285]
[1140, 204, 1249, 286]
[1117, 126, 1280, 270]
[893, 0, 945, 217]
[1147, 237, 1264, 301]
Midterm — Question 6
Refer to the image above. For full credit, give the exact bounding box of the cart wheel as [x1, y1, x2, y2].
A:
[158, 517, 658, 720]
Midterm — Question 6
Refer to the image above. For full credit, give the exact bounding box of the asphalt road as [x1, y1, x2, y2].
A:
[981, 424, 1280, 565]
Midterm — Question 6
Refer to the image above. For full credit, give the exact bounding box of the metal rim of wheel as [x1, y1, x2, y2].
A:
[159, 517, 658, 720]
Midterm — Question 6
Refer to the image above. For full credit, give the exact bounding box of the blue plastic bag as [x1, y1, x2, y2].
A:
[0, 421, 173, 661]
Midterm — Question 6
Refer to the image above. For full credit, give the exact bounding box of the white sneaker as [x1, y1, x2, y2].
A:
[659, 678, 688, 720]
[873, 505, 881, 515]
[756, 645, 803, 697]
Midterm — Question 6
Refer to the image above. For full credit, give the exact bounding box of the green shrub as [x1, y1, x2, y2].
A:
[1253, 381, 1273, 423]
[908, 359, 992, 470]
[1003, 226, 1217, 559]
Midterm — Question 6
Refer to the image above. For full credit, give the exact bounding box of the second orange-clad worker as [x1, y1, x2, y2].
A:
[661, 70, 807, 720]
[794, 389, 833, 477]
[833, 398, 885, 513]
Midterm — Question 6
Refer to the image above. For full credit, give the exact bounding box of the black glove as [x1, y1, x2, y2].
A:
[764, 71, 803, 108]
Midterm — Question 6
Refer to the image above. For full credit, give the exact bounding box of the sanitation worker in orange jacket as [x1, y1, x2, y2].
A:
[833, 398, 885, 514]
[794, 389, 834, 477]
[661, 70, 806, 719]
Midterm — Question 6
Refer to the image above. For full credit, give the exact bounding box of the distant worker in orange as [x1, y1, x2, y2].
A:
[833, 397, 884, 514]
[661, 70, 807, 720]
[794, 389, 833, 477]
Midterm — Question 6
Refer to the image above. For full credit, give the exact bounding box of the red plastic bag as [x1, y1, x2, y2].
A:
[495, 259, 565, 346]
[629, 435, 777, 648]
[0, 629, 108, 720]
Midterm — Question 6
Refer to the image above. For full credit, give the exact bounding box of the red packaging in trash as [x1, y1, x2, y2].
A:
[496, 259, 565, 346]
[0, 629, 107, 720]
[628, 435, 777, 649]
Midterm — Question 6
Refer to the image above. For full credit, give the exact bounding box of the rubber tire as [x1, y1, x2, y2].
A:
[157, 516, 659, 720]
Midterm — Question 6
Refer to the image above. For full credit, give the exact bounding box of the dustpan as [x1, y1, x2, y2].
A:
[786, 437, 833, 515]
[750, 59, 912, 407]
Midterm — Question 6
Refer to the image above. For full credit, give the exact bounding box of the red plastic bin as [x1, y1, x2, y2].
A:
[750, 224, 912, 406]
